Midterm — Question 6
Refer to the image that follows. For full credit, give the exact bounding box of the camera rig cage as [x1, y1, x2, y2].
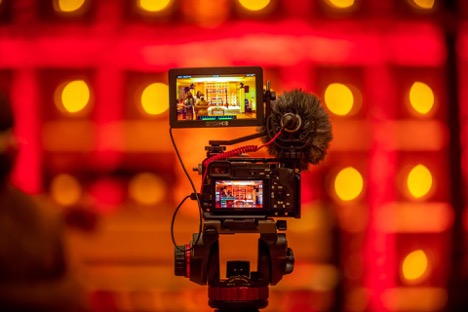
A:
[169, 67, 304, 312]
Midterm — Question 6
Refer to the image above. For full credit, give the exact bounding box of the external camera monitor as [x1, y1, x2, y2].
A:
[169, 66, 264, 128]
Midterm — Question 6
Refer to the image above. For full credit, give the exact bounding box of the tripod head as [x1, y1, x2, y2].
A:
[175, 218, 294, 311]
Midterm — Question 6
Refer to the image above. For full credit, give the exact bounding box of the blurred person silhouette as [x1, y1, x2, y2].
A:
[184, 90, 194, 120]
[194, 93, 209, 118]
[0, 93, 89, 312]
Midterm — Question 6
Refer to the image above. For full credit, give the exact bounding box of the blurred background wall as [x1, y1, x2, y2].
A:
[1, 0, 467, 311]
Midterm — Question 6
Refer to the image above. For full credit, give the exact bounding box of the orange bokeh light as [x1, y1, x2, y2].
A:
[55, 80, 92, 115]
[238, 0, 271, 11]
[137, 0, 172, 12]
[402, 249, 429, 283]
[53, 0, 87, 13]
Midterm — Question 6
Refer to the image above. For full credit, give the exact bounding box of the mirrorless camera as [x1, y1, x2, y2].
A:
[201, 159, 300, 219]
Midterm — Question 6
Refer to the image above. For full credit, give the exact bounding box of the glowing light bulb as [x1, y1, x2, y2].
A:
[59, 80, 91, 114]
[407, 164, 433, 199]
[128, 173, 166, 205]
[409, 81, 435, 115]
[141, 83, 169, 115]
[402, 249, 429, 282]
[50, 174, 82, 206]
[238, 0, 271, 11]
[409, 0, 435, 10]
[324, 83, 355, 116]
[326, 0, 355, 9]
[334, 167, 363, 201]
[138, 0, 172, 12]
[55, 0, 86, 12]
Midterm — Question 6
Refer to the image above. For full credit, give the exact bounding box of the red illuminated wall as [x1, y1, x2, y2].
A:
[1, 0, 467, 311]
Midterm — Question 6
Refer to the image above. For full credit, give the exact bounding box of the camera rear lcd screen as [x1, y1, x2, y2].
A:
[214, 180, 263, 209]
[169, 67, 263, 128]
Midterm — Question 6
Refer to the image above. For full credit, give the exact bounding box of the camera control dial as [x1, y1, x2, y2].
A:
[274, 188, 287, 201]
[174, 245, 190, 277]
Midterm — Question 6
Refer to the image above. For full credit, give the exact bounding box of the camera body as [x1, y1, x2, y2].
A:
[168, 66, 303, 220]
[200, 158, 301, 219]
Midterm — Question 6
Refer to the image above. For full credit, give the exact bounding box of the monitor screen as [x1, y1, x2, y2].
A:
[169, 67, 264, 128]
[214, 180, 264, 209]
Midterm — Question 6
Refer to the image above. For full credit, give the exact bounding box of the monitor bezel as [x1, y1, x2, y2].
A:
[168, 66, 264, 128]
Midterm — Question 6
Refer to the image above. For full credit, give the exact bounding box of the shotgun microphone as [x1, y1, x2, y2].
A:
[262, 89, 333, 169]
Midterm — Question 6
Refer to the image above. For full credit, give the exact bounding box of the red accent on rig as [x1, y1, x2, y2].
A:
[208, 286, 269, 302]
[185, 244, 191, 278]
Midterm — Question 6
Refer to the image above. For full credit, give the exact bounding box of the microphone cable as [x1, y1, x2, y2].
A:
[169, 127, 203, 252]
[201, 126, 283, 187]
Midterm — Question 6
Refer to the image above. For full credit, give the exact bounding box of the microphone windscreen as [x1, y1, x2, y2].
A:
[263, 89, 332, 169]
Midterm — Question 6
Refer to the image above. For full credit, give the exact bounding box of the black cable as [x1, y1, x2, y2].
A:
[170, 194, 191, 249]
[169, 127, 203, 252]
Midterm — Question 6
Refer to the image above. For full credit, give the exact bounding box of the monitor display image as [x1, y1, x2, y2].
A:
[214, 180, 264, 209]
[169, 67, 264, 128]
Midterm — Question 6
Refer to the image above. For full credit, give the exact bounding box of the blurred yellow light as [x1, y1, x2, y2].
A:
[326, 0, 355, 9]
[141, 83, 169, 116]
[402, 249, 428, 282]
[334, 167, 363, 201]
[324, 83, 354, 116]
[409, 82, 435, 115]
[55, 0, 86, 12]
[238, 0, 271, 11]
[128, 173, 166, 205]
[407, 164, 432, 199]
[50, 174, 82, 206]
[60, 80, 91, 114]
[138, 0, 172, 12]
[410, 0, 435, 9]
